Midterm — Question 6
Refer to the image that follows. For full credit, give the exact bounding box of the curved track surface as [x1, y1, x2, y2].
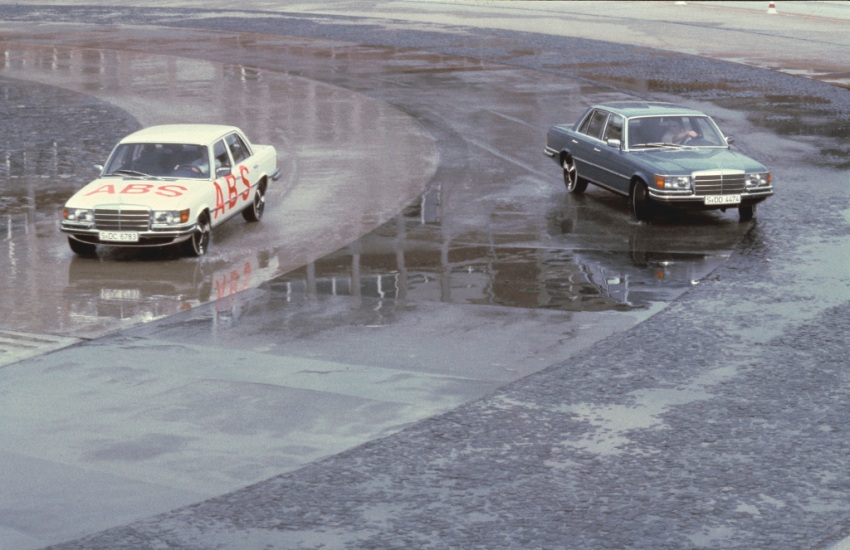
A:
[0, 2, 849, 549]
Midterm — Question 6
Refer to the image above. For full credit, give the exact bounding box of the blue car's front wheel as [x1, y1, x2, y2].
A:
[738, 204, 756, 222]
[631, 181, 654, 222]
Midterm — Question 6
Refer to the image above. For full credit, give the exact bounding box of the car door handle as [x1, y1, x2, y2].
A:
[593, 147, 601, 152]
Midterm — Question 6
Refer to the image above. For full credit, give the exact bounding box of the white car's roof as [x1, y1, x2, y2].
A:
[119, 124, 241, 145]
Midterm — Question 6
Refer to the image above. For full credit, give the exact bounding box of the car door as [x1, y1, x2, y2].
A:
[225, 132, 255, 210]
[571, 109, 609, 185]
[210, 134, 258, 225]
[593, 113, 633, 194]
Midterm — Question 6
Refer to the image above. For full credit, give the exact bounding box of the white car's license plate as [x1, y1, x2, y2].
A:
[99, 231, 139, 242]
[100, 288, 141, 300]
[704, 194, 741, 205]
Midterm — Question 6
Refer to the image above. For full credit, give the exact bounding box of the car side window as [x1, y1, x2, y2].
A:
[213, 139, 232, 173]
[225, 133, 251, 164]
[579, 109, 608, 140]
[603, 115, 623, 142]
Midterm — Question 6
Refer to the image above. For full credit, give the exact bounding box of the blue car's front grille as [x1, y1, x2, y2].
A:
[694, 172, 746, 195]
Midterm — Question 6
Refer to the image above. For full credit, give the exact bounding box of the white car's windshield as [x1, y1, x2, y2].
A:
[628, 116, 726, 149]
[104, 143, 210, 179]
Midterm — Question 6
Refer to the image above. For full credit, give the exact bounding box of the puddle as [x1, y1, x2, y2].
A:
[266, 199, 738, 313]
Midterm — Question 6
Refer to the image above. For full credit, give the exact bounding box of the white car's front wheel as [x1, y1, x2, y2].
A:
[68, 237, 97, 256]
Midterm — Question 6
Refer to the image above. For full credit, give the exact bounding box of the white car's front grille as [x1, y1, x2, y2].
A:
[94, 208, 150, 231]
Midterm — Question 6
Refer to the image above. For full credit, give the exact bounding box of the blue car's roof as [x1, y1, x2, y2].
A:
[591, 101, 706, 119]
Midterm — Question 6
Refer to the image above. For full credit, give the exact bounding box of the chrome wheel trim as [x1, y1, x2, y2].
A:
[563, 158, 577, 191]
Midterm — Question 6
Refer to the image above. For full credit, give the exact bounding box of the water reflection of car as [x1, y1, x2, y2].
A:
[65, 251, 276, 324]
[66, 256, 211, 322]
[61, 124, 280, 257]
[544, 101, 773, 222]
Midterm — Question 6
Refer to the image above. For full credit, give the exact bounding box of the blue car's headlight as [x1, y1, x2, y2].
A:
[745, 172, 771, 187]
[655, 175, 693, 191]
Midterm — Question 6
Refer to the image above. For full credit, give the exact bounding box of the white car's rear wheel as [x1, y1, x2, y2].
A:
[242, 183, 265, 222]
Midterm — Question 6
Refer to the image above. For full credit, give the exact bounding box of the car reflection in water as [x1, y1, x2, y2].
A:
[267, 213, 744, 313]
[65, 249, 276, 324]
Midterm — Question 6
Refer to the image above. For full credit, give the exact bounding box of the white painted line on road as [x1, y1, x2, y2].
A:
[483, 108, 539, 129]
[465, 135, 551, 179]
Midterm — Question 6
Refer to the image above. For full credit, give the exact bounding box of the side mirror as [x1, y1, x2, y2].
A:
[216, 166, 232, 178]
[606, 138, 622, 149]
[94, 164, 104, 174]
[725, 137, 735, 145]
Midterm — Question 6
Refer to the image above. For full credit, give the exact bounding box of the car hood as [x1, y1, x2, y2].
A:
[65, 176, 207, 209]
[635, 147, 767, 174]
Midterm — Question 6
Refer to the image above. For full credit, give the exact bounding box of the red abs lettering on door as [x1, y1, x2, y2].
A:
[240, 165, 252, 200]
[213, 166, 251, 219]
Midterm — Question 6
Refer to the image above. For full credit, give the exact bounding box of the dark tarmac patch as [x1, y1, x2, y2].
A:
[0, 76, 139, 235]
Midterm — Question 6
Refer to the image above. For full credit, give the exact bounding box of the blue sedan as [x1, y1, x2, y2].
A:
[544, 101, 773, 221]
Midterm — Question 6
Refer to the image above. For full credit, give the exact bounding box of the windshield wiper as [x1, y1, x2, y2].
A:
[648, 142, 683, 148]
[109, 169, 158, 178]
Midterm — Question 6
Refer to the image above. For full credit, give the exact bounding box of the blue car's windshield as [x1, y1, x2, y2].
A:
[628, 116, 726, 149]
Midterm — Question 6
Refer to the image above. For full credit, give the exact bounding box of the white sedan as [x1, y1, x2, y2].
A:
[61, 124, 280, 256]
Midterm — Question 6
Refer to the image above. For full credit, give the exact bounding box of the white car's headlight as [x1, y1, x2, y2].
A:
[655, 175, 693, 191]
[745, 172, 771, 187]
[152, 209, 190, 226]
[63, 207, 94, 224]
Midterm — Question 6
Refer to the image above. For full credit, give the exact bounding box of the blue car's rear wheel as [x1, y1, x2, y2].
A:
[563, 157, 588, 194]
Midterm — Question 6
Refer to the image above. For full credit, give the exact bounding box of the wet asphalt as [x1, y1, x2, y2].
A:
[1, 2, 849, 549]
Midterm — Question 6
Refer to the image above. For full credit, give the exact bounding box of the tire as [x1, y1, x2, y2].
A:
[562, 157, 588, 194]
[631, 181, 654, 222]
[242, 183, 265, 222]
[738, 204, 756, 222]
[68, 237, 96, 256]
[183, 212, 211, 257]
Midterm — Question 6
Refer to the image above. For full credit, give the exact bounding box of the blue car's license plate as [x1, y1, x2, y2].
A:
[704, 194, 741, 205]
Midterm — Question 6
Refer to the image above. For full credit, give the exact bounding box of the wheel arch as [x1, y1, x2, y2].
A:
[630, 173, 651, 195]
[558, 149, 574, 165]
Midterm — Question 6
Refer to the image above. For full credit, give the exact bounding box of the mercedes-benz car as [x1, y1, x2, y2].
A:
[61, 124, 280, 257]
[544, 101, 773, 221]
